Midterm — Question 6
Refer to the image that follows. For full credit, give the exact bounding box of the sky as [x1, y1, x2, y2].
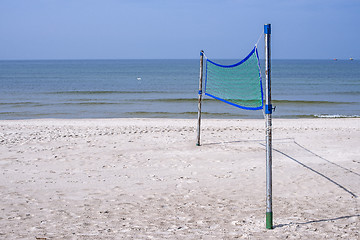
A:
[0, 0, 359, 60]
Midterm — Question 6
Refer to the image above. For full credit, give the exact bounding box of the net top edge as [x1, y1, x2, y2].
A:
[206, 47, 256, 68]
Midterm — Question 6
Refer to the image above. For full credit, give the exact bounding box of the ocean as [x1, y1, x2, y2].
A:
[0, 59, 359, 119]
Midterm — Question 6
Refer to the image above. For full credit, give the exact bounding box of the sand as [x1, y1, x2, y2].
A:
[0, 118, 359, 239]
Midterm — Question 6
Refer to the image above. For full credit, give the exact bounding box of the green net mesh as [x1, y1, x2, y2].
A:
[204, 47, 263, 110]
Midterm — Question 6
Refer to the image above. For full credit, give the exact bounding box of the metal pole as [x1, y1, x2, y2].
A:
[196, 50, 204, 146]
[264, 23, 273, 229]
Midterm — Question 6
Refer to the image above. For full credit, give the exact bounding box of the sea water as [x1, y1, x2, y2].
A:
[0, 59, 359, 119]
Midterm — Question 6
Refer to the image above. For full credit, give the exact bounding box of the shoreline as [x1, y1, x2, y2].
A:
[1, 116, 359, 121]
[1, 118, 359, 239]
[1, 113, 359, 121]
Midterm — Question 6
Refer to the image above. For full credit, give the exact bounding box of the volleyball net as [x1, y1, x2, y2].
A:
[203, 47, 263, 110]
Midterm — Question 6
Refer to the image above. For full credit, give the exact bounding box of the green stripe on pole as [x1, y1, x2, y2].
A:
[266, 212, 273, 229]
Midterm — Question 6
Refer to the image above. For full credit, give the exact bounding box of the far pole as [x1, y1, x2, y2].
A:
[264, 23, 273, 229]
[196, 50, 204, 146]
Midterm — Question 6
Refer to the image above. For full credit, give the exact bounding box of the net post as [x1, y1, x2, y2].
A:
[264, 23, 273, 229]
[196, 50, 204, 146]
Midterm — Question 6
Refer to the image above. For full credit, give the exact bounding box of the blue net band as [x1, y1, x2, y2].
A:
[205, 92, 263, 110]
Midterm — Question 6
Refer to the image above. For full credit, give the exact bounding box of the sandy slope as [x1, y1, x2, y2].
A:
[0, 118, 359, 239]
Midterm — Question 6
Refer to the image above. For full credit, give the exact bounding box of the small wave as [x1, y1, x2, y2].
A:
[0, 112, 18, 115]
[126, 111, 247, 117]
[330, 91, 360, 95]
[126, 111, 186, 115]
[138, 98, 355, 105]
[47, 90, 168, 95]
[145, 98, 197, 103]
[63, 102, 121, 105]
[0, 102, 38, 105]
[143, 98, 261, 103]
[273, 100, 355, 105]
[290, 114, 360, 118]
[314, 114, 360, 118]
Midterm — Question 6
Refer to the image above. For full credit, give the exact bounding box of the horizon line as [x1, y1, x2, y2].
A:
[0, 58, 357, 61]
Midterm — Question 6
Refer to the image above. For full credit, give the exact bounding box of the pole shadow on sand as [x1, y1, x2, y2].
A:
[267, 142, 359, 228]
[268, 143, 358, 198]
[203, 138, 359, 198]
[274, 214, 360, 228]
[292, 141, 360, 177]
[202, 138, 359, 228]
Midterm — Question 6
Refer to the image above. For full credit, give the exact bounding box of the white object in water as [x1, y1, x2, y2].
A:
[137, 77, 142, 80]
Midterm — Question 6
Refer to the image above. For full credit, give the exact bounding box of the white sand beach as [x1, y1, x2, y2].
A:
[0, 118, 359, 239]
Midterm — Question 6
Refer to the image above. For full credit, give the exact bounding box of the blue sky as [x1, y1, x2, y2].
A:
[0, 0, 359, 60]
